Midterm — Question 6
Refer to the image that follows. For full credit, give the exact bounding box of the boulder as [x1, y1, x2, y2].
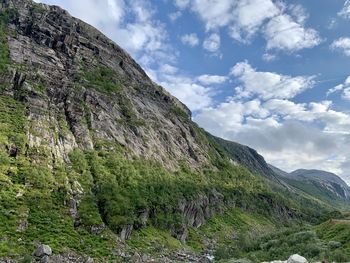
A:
[287, 254, 308, 263]
[33, 244, 52, 258]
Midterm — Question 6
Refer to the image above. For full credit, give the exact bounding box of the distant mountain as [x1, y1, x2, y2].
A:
[208, 134, 275, 178]
[275, 168, 350, 209]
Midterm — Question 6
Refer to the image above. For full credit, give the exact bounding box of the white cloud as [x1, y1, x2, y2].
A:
[176, 0, 320, 52]
[203, 33, 221, 52]
[169, 11, 182, 22]
[195, 96, 350, 183]
[181, 33, 200, 47]
[160, 75, 213, 112]
[343, 88, 350, 100]
[327, 84, 345, 96]
[175, 0, 190, 9]
[197, 74, 228, 85]
[338, 0, 350, 18]
[262, 53, 277, 62]
[230, 61, 315, 100]
[190, 0, 234, 30]
[229, 0, 280, 42]
[327, 76, 350, 101]
[264, 14, 321, 52]
[331, 37, 350, 56]
[288, 4, 308, 24]
[159, 64, 178, 74]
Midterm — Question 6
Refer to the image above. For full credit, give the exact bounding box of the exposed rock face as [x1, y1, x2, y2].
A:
[209, 135, 274, 177]
[180, 190, 224, 227]
[1, 0, 212, 170]
[290, 169, 350, 200]
[33, 244, 52, 258]
[274, 167, 350, 208]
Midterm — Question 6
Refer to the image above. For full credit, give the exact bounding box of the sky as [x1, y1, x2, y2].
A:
[33, 0, 350, 183]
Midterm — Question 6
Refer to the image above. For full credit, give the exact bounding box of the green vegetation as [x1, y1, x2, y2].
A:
[84, 67, 122, 93]
[283, 177, 350, 210]
[0, 10, 11, 73]
[0, 96, 27, 154]
[213, 219, 350, 262]
[128, 227, 183, 254]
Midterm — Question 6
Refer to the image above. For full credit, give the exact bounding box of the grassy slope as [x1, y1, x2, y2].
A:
[282, 177, 350, 210]
[214, 217, 350, 262]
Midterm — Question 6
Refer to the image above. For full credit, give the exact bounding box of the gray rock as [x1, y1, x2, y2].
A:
[2, 0, 210, 173]
[33, 244, 52, 257]
[287, 255, 308, 263]
[120, 225, 133, 241]
[171, 225, 188, 243]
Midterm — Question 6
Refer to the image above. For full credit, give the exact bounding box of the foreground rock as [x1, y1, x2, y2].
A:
[31, 245, 94, 263]
[33, 244, 52, 258]
[262, 254, 308, 263]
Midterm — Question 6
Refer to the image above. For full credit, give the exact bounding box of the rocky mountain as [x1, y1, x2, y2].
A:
[209, 134, 276, 178]
[0, 0, 348, 262]
[274, 167, 350, 209]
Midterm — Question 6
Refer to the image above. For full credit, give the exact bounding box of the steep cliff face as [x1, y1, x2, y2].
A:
[1, 0, 211, 170]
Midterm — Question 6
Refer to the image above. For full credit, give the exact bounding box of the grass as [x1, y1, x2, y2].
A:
[127, 227, 183, 254]
[84, 67, 122, 93]
[214, 218, 350, 262]
[283, 177, 350, 210]
[0, 96, 27, 157]
[0, 11, 11, 73]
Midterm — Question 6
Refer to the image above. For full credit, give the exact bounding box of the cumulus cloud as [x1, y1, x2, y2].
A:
[338, 0, 350, 18]
[196, 74, 228, 85]
[331, 37, 350, 56]
[176, 0, 321, 52]
[159, 64, 178, 74]
[230, 61, 315, 100]
[229, 0, 280, 42]
[160, 75, 213, 112]
[343, 88, 350, 100]
[203, 33, 221, 53]
[327, 76, 350, 101]
[264, 14, 321, 52]
[190, 0, 234, 30]
[181, 33, 200, 47]
[262, 53, 277, 62]
[288, 4, 308, 24]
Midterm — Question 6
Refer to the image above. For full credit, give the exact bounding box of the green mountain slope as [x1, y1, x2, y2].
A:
[0, 0, 346, 262]
[272, 166, 350, 210]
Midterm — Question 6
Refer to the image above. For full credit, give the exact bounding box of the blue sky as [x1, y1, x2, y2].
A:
[34, 0, 350, 183]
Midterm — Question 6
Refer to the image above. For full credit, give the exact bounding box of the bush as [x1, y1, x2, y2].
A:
[328, 241, 341, 249]
[84, 67, 121, 93]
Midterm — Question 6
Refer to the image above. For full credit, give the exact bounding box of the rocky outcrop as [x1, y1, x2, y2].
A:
[209, 134, 275, 178]
[180, 190, 224, 228]
[1, 0, 213, 171]
[33, 244, 52, 258]
[172, 190, 225, 241]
